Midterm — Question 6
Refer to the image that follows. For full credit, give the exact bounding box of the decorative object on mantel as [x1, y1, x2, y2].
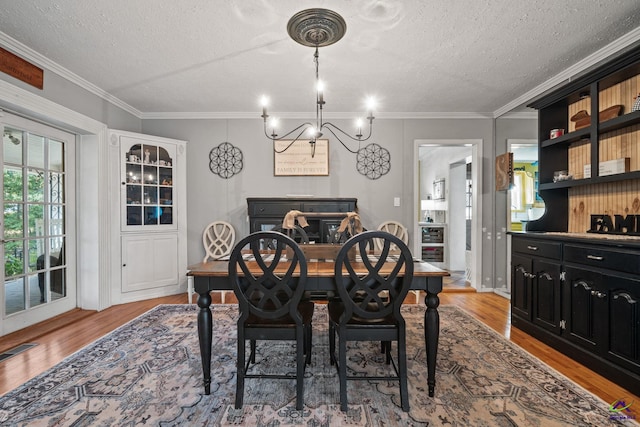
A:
[570, 105, 623, 130]
[259, 8, 376, 158]
[209, 142, 243, 179]
[356, 143, 390, 180]
[495, 152, 513, 191]
[633, 93, 640, 112]
[588, 214, 640, 235]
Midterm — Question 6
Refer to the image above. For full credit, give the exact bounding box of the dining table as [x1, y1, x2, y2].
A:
[187, 254, 449, 398]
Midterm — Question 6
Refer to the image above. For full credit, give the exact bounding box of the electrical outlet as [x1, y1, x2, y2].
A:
[394, 197, 400, 207]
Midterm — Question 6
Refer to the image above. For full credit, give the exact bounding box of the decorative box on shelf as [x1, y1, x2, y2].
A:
[583, 157, 630, 178]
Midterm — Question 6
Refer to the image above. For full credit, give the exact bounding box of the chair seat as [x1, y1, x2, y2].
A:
[328, 300, 397, 326]
[246, 300, 314, 327]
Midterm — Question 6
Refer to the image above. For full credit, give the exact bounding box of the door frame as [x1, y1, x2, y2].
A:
[413, 139, 483, 290]
[0, 79, 110, 320]
[1, 112, 77, 334]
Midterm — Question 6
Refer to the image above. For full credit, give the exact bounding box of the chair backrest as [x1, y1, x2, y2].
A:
[334, 230, 414, 321]
[374, 221, 408, 251]
[229, 231, 308, 322]
[202, 221, 236, 262]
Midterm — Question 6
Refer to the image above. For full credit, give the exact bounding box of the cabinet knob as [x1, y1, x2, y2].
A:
[586, 254, 603, 261]
[122, 182, 126, 185]
[122, 264, 126, 267]
[526, 245, 538, 251]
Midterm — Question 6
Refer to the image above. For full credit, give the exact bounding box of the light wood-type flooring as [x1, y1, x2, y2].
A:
[1, 290, 638, 412]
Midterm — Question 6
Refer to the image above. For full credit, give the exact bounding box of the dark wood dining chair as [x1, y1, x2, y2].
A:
[229, 231, 314, 410]
[328, 230, 414, 412]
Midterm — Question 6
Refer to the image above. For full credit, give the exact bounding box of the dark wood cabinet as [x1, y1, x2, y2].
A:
[511, 238, 562, 334]
[511, 233, 640, 395]
[247, 197, 357, 243]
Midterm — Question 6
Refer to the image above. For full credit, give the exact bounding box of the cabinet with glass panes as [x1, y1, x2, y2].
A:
[123, 141, 176, 229]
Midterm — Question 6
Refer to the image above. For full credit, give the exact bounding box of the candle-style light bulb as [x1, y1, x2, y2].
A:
[260, 96, 269, 118]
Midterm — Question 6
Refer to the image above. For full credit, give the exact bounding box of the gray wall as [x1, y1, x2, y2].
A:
[142, 116, 501, 290]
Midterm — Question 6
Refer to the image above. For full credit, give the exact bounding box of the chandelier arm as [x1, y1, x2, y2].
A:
[322, 121, 374, 143]
[322, 126, 361, 154]
[263, 122, 314, 141]
[273, 127, 314, 153]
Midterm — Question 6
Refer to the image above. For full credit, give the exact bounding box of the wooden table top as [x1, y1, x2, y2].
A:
[187, 258, 449, 278]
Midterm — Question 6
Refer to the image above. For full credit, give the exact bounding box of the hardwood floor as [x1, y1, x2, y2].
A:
[1, 291, 638, 410]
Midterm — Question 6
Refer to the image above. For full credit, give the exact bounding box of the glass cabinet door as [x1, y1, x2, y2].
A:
[121, 138, 175, 230]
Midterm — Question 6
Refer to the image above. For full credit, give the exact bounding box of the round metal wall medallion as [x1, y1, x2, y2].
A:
[209, 142, 243, 179]
[356, 143, 391, 180]
[287, 8, 347, 47]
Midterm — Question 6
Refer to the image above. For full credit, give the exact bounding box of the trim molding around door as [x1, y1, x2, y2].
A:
[413, 139, 483, 290]
[0, 78, 111, 311]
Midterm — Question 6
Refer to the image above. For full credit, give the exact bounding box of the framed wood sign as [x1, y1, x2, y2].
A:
[274, 139, 329, 176]
[495, 152, 514, 191]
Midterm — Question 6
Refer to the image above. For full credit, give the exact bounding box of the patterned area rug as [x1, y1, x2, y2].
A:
[0, 304, 637, 426]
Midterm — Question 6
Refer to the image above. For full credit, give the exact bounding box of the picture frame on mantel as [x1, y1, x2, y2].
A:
[274, 139, 329, 176]
[433, 178, 445, 200]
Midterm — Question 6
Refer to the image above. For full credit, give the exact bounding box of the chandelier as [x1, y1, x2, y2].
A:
[260, 8, 375, 157]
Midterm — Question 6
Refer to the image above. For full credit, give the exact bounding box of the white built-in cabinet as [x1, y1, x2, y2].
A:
[109, 130, 187, 303]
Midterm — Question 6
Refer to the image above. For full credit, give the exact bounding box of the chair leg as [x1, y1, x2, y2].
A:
[235, 335, 245, 409]
[329, 321, 336, 366]
[250, 339, 256, 364]
[398, 332, 410, 412]
[296, 328, 305, 410]
[305, 322, 313, 365]
[385, 341, 392, 365]
[339, 333, 348, 412]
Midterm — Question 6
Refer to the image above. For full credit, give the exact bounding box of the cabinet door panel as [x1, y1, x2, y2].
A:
[563, 266, 601, 351]
[122, 234, 178, 292]
[607, 278, 640, 374]
[532, 259, 562, 333]
[511, 253, 532, 320]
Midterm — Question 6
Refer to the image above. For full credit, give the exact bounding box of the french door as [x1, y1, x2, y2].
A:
[1, 112, 76, 335]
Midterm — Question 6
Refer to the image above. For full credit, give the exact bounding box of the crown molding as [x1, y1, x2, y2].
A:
[0, 31, 142, 118]
[493, 26, 640, 117]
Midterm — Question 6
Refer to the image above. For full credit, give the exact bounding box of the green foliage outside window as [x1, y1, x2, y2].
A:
[3, 168, 45, 277]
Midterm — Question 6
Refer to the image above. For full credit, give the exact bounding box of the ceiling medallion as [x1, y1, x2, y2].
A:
[287, 8, 347, 47]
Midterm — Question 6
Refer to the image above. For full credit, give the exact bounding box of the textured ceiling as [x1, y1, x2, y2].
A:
[1, 1, 640, 118]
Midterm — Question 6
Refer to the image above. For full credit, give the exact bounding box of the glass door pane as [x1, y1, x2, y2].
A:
[3, 126, 68, 315]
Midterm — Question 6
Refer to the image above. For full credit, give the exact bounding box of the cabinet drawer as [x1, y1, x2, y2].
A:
[302, 202, 353, 213]
[250, 202, 301, 217]
[422, 246, 444, 262]
[564, 244, 640, 275]
[422, 227, 444, 243]
[512, 238, 561, 259]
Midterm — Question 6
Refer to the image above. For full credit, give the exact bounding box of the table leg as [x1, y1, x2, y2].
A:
[424, 290, 440, 397]
[197, 291, 212, 395]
